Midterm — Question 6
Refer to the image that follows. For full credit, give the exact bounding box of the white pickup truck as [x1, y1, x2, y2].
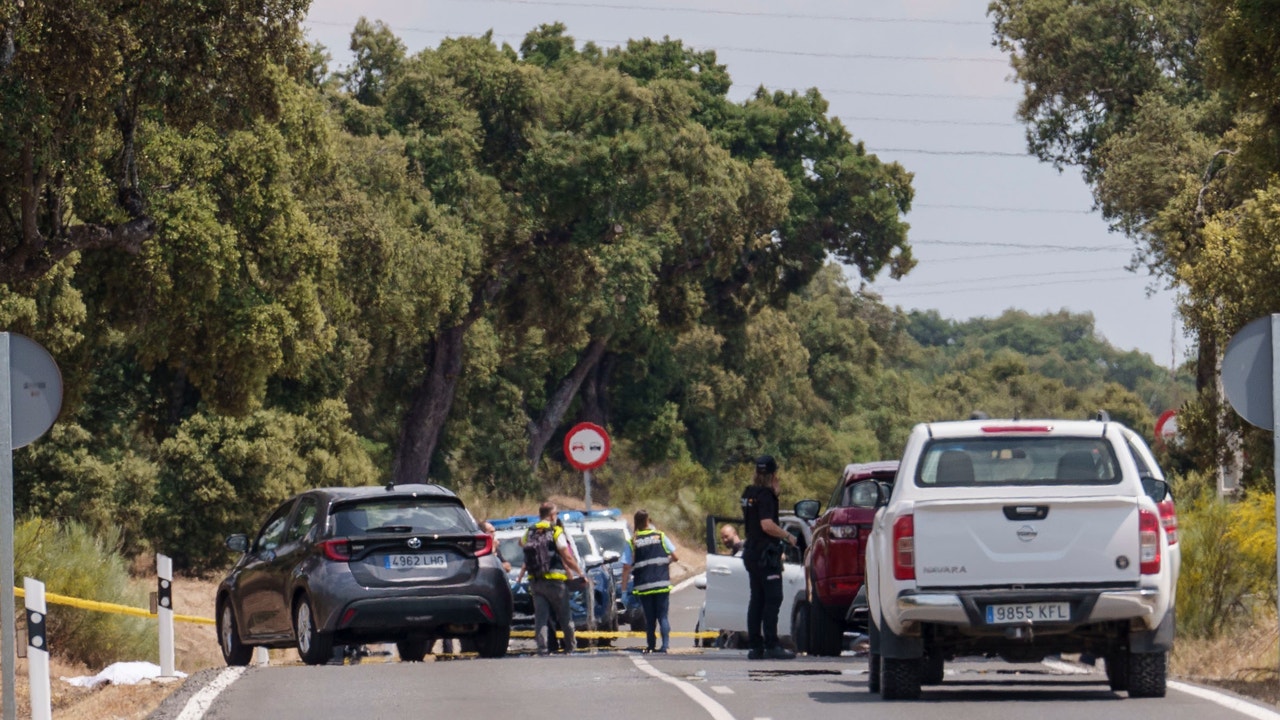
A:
[860, 418, 1178, 700]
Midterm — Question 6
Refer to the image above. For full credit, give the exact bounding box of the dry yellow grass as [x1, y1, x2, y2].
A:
[1172, 613, 1280, 706]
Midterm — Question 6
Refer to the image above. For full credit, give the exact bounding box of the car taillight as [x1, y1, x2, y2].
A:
[893, 515, 915, 581]
[1139, 509, 1161, 574]
[1157, 499, 1178, 545]
[320, 538, 351, 561]
[830, 524, 858, 539]
[474, 533, 495, 557]
[981, 425, 1052, 433]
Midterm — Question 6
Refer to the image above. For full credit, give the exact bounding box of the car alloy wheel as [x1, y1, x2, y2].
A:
[294, 595, 333, 665]
[218, 602, 252, 666]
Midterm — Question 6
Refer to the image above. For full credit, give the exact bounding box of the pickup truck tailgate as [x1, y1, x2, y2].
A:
[912, 496, 1140, 587]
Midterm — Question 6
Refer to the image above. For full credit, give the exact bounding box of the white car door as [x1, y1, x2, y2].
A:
[702, 552, 749, 632]
[702, 547, 804, 640]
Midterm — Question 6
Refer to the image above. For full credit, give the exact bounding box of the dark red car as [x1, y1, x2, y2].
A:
[794, 460, 899, 656]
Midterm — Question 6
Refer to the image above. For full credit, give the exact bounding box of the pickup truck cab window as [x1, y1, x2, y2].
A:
[915, 437, 1122, 487]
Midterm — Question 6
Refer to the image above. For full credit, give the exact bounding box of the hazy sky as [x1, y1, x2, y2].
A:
[302, 0, 1188, 368]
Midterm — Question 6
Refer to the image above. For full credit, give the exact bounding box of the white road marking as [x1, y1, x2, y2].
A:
[175, 666, 246, 720]
[674, 574, 702, 593]
[631, 656, 737, 720]
[1040, 659, 1280, 718]
[1170, 681, 1280, 719]
[710, 685, 734, 695]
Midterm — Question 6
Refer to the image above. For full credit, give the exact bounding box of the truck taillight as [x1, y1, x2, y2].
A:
[1139, 509, 1161, 574]
[1157, 499, 1178, 545]
[893, 515, 915, 581]
[320, 538, 351, 561]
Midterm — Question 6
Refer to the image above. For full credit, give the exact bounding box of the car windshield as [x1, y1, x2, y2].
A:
[332, 498, 475, 536]
[589, 527, 628, 555]
[916, 437, 1121, 487]
[573, 534, 593, 561]
[497, 537, 524, 568]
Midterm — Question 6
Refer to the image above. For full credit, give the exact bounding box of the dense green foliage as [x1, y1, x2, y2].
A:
[1, 5, 1190, 581]
[990, 0, 1280, 489]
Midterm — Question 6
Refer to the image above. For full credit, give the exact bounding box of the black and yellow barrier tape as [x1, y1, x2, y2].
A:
[14, 587, 216, 625]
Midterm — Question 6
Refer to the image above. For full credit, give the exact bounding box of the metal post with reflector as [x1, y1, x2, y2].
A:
[1, 334, 63, 720]
[23, 578, 51, 720]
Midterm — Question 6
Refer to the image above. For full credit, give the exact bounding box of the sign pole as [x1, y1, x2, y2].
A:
[1272, 314, 1280, 675]
[584, 470, 593, 514]
[2, 333, 15, 720]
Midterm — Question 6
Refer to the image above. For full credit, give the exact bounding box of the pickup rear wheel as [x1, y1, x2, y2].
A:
[1127, 651, 1167, 698]
[807, 601, 843, 657]
[880, 657, 922, 700]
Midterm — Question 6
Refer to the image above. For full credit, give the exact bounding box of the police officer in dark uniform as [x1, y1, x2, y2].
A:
[741, 455, 797, 660]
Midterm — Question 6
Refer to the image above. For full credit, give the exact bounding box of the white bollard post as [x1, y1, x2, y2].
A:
[157, 554, 175, 677]
[253, 646, 270, 666]
[23, 577, 51, 720]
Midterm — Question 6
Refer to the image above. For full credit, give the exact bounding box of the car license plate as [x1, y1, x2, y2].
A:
[985, 601, 1070, 624]
[384, 553, 447, 569]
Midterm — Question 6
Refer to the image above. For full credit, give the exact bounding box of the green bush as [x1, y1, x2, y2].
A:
[15, 518, 155, 668]
[148, 401, 381, 572]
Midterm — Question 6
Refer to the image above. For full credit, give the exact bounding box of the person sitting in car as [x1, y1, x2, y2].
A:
[720, 524, 744, 556]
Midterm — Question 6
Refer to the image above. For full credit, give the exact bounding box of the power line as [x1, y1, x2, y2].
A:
[914, 204, 1092, 214]
[929, 248, 1130, 262]
[869, 147, 1029, 157]
[304, 20, 1006, 64]
[884, 268, 1128, 290]
[780, 86, 1020, 102]
[874, 273, 1141, 297]
[440, 0, 990, 26]
[843, 116, 1019, 127]
[911, 239, 1127, 252]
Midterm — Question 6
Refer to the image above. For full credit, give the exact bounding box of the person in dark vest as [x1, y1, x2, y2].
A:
[522, 501, 586, 655]
[620, 509, 679, 653]
[741, 455, 797, 660]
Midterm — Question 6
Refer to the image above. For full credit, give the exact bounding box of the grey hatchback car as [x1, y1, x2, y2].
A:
[216, 484, 513, 665]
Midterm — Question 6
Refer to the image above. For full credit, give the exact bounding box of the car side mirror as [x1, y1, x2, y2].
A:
[226, 533, 249, 554]
[847, 480, 886, 509]
[602, 550, 621, 564]
[793, 499, 821, 521]
[1141, 477, 1170, 503]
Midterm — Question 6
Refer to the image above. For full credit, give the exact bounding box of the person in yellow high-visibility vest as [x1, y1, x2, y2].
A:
[620, 509, 679, 653]
[522, 502, 586, 655]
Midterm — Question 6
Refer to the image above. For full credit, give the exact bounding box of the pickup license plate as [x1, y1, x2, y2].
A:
[985, 601, 1070, 624]
[384, 553, 447, 570]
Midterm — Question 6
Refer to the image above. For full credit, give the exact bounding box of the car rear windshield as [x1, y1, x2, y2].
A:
[915, 437, 1121, 488]
[331, 498, 476, 536]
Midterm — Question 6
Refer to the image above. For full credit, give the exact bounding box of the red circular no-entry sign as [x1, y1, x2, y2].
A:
[564, 422, 611, 471]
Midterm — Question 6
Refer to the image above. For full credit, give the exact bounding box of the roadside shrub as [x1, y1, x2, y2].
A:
[1175, 473, 1276, 638]
[15, 518, 154, 668]
[149, 401, 380, 572]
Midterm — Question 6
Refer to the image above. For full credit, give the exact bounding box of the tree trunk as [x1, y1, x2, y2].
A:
[392, 324, 468, 485]
[579, 352, 616, 427]
[526, 336, 611, 468]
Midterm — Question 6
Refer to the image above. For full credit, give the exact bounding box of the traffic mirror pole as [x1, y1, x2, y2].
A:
[2, 334, 15, 720]
[1272, 314, 1280, 677]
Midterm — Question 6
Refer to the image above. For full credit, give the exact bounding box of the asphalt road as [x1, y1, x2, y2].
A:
[150, 583, 1280, 720]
